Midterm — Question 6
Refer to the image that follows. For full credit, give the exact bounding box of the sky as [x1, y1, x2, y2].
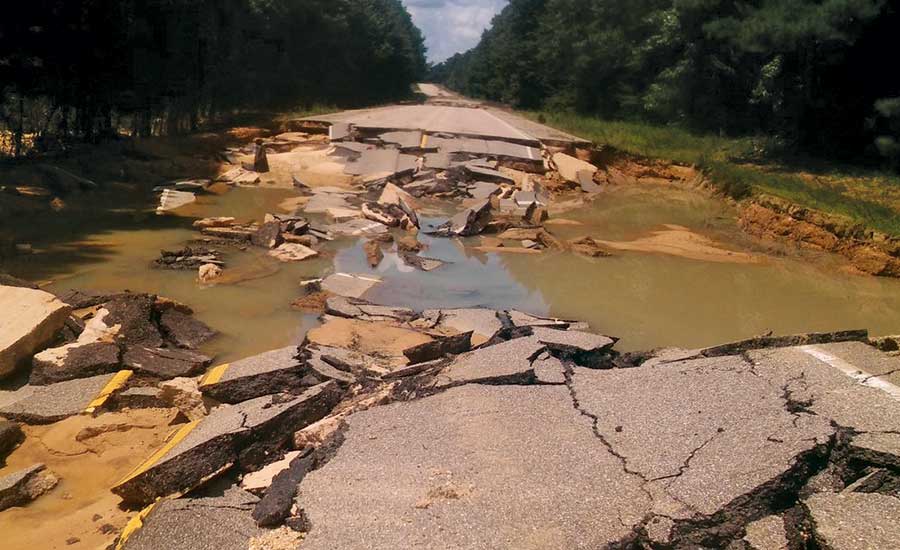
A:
[402, 0, 508, 63]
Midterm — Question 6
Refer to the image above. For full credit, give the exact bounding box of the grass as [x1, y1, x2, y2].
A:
[528, 111, 900, 236]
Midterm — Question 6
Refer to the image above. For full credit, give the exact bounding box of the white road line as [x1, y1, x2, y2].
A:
[800, 345, 900, 400]
[481, 108, 537, 142]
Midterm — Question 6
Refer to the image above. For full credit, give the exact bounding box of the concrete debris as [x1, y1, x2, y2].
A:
[158, 377, 208, 421]
[463, 163, 515, 183]
[400, 253, 446, 272]
[198, 263, 223, 283]
[468, 181, 501, 199]
[325, 218, 390, 237]
[743, 515, 788, 550]
[321, 273, 382, 299]
[293, 415, 347, 454]
[326, 207, 362, 223]
[304, 189, 354, 214]
[104, 293, 165, 348]
[552, 152, 598, 186]
[217, 167, 261, 185]
[200, 347, 308, 405]
[113, 382, 341, 506]
[344, 149, 417, 178]
[423, 307, 504, 345]
[158, 309, 217, 350]
[434, 336, 546, 388]
[120, 487, 263, 550]
[403, 331, 473, 365]
[113, 386, 166, 409]
[253, 140, 269, 173]
[363, 240, 384, 268]
[0, 463, 59, 512]
[192, 217, 235, 229]
[241, 450, 303, 495]
[530, 326, 616, 355]
[569, 236, 613, 257]
[123, 347, 212, 379]
[201, 226, 255, 242]
[269, 243, 318, 262]
[252, 452, 314, 527]
[0, 285, 72, 378]
[305, 348, 358, 385]
[0, 420, 24, 463]
[378, 130, 423, 149]
[507, 310, 571, 330]
[329, 122, 351, 141]
[155, 246, 224, 270]
[424, 152, 450, 170]
[324, 296, 415, 323]
[432, 199, 492, 237]
[156, 189, 196, 214]
[251, 221, 283, 249]
[0, 372, 124, 424]
[30, 341, 121, 385]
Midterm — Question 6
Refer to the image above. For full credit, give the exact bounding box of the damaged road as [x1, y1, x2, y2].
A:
[109, 294, 900, 550]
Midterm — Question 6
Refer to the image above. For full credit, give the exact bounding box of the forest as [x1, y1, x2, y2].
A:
[0, 0, 426, 156]
[432, 0, 900, 166]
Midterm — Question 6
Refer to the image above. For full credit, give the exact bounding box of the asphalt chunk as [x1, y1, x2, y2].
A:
[200, 347, 307, 404]
[123, 347, 212, 379]
[113, 381, 341, 507]
[433, 336, 545, 388]
[804, 492, 900, 550]
[30, 341, 121, 385]
[0, 372, 123, 424]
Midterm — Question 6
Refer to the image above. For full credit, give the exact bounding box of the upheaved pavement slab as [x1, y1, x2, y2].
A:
[30, 341, 121, 385]
[530, 327, 615, 354]
[121, 487, 264, 550]
[297, 385, 649, 550]
[113, 382, 341, 506]
[0, 285, 72, 378]
[0, 372, 127, 424]
[0, 463, 59, 511]
[123, 347, 212, 379]
[433, 336, 546, 388]
[422, 308, 503, 345]
[325, 296, 415, 323]
[199, 347, 307, 404]
[804, 492, 900, 550]
[572, 355, 835, 517]
[320, 273, 383, 299]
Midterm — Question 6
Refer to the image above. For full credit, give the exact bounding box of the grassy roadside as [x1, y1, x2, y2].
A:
[528, 112, 900, 236]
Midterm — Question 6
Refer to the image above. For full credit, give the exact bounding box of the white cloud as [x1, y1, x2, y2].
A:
[403, 0, 508, 63]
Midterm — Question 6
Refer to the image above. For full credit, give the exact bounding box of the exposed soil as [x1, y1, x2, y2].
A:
[594, 224, 763, 265]
[0, 408, 184, 550]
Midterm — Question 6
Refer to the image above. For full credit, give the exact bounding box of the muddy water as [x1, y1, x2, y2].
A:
[4, 183, 900, 361]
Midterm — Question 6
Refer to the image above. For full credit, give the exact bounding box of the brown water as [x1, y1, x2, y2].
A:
[4, 183, 900, 360]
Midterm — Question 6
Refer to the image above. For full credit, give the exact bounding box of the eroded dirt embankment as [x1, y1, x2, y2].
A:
[588, 146, 900, 278]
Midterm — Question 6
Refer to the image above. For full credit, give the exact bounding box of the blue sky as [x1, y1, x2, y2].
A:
[402, 0, 508, 63]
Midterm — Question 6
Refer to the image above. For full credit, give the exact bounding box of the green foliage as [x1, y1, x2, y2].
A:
[529, 111, 900, 235]
[0, 0, 426, 153]
[434, 0, 900, 163]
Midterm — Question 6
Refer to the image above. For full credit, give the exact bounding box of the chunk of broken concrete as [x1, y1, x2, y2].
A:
[242, 450, 303, 495]
[30, 341, 121, 385]
[113, 382, 342, 506]
[434, 336, 546, 388]
[0, 420, 24, 463]
[198, 263, 223, 283]
[158, 377, 208, 421]
[269, 243, 318, 263]
[200, 347, 307, 404]
[324, 296, 415, 322]
[433, 199, 492, 237]
[252, 452, 314, 527]
[423, 308, 504, 345]
[123, 347, 212, 379]
[0, 464, 59, 512]
[1, 285, 72, 378]
[569, 236, 613, 258]
[553, 152, 598, 185]
[158, 309, 217, 350]
[104, 293, 164, 347]
[363, 240, 384, 268]
[403, 331, 473, 365]
[251, 221, 283, 249]
[321, 273, 382, 299]
[325, 218, 390, 237]
[192, 217, 236, 229]
[0, 372, 125, 424]
[114, 386, 166, 410]
[156, 189, 195, 213]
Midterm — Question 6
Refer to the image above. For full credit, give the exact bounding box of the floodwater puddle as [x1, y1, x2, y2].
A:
[4, 182, 900, 360]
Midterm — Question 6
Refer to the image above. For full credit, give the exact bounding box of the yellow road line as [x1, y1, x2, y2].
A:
[84, 370, 133, 414]
[115, 502, 158, 550]
[115, 420, 201, 487]
[199, 363, 229, 387]
[420, 134, 429, 149]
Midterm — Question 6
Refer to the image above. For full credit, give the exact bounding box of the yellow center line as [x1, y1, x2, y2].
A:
[115, 419, 201, 487]
[199, 363, 230, 387]
[115, 501, 158, 550]
[420, 134, 429, 149]
[84, 370, 133, 414]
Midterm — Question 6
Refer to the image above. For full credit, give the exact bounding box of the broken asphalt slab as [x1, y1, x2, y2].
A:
[432, 336, 546, 388]
[0, 463, 59, 512]
[199, 347, 308, 404]
[0, 371, 130, 424]
[0, 285, 72, 378]
[804, 492, 900, 550]
[113, 382, 341, 507]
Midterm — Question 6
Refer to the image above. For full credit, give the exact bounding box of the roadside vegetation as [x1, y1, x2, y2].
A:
[433, 0, 900, 234]
[0, 1, 426, 157]
[531, 112, 900, 236]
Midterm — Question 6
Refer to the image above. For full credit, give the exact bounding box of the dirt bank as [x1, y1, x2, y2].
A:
[589, 147, 900, 278]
